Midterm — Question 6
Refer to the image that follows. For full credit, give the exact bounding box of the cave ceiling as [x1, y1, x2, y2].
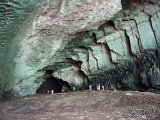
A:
[0, 0, 122, 77]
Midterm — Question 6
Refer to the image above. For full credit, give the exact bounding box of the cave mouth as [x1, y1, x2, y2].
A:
[0, 0, 160, 97]
[36, 70, 72, 94]
[36, 46, 160, 94]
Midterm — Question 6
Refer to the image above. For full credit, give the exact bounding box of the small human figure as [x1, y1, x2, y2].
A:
[62, 89, 65, 93]
[89, 84, 92, 90]
[72, 87, 76, 91]
[97, 84, 101, 91]
[51, 90, 54, 94]
[102, 86, 105, 90]
[47, 90, 50, 94]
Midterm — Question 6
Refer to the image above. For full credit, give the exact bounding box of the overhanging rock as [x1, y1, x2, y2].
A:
[14, 0, 122, 83]
[34, 0, 122, 36]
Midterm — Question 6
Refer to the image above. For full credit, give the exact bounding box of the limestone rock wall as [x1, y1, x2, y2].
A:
[52, 1, 160, 93]
[0, 0, 50, 95]
[0, 0, 122, 95]
[1, 0, 160, 95]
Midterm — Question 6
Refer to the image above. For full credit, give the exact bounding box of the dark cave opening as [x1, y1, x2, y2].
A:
[36, 70, 71, 94]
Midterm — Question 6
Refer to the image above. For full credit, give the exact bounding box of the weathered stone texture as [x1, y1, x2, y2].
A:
[1, 0, 160, 95]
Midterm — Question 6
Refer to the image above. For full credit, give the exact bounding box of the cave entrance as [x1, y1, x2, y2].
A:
[36, 70, 71, 94]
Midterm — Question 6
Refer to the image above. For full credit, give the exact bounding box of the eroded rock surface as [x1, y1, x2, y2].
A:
[0, 0, 122, 95]
[0, 0, 160, 95]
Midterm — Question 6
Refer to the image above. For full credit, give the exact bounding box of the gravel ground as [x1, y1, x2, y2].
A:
[0, 90, 160, 120]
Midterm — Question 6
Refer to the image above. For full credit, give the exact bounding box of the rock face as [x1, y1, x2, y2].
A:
[14, 0, 121, 80]
[0, 0, 160, 95]
[0, 0, 122, 95]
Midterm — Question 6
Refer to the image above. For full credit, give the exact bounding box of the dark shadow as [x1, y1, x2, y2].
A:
[121, 0, 141, 10]
[36, 70, 71, 94]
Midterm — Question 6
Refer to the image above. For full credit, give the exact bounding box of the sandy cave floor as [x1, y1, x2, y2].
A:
[0, 90, 160, 120]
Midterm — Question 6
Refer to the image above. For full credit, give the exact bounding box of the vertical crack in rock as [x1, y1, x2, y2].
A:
[91, 33, 116, 66]
[88, 47, 100, 70]
[147, 14, 159, 47]
[101, 42, 117, 65]
[130, 19, 144, 52]
[123, 29, 135, 58]
[74, 46, 91, 74]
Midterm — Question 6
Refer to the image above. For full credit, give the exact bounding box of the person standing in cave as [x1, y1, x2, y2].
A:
[36, 70, 71, 94]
